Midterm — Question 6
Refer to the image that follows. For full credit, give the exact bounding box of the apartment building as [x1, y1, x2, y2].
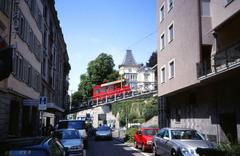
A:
[157, 0, 240, 143]
[0, 0, 70, 138]
[0, 0, 12, 138]
[40, 0, 70, 128]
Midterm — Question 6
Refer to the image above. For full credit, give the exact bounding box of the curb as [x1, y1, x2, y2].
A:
[113, 137, 125, 143]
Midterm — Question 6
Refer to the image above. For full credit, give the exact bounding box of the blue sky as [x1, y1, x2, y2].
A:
[55, 0, 156, 93]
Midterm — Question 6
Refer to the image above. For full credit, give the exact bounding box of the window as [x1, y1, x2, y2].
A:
[160, 32, 165, 50]
[160, 3, 164, 22]
[175, 108, 181, 122]
[167, 0, 174, 12]
[224, 0, 234, 6]
[160, 66, 166, 83]
[201, 0, 210, 16]
[168, 22, 174, 43]
[168, 59, 175, 79]
[28, 65, 32, 86]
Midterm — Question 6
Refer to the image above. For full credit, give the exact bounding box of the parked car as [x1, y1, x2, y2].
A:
[56, 120, 88, 149]
[134, 127, 158, 152]
[95, 126, 112, 140]
[152, 128, 221, 156]
[52, 129, 83, 156]
[0, 137, 65, 156]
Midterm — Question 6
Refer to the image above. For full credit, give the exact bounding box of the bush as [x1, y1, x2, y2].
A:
[218, 144, 240, 156]
[124, 127, 137, 142]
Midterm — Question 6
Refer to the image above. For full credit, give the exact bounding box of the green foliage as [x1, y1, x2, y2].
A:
[143, 98, 158, 121]
[72, 53, 119, 104]
[87, 53, 116, 84]
[218, 144, 240, 156]
[112, 97, 158, 127]
[125, 127, 138, 142]
[146, 51, 157, 67]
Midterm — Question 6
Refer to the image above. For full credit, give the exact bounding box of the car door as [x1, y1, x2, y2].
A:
[135, 130, 141, 145]
[158, 129, 171, 156]
[154, 129, 165, 155]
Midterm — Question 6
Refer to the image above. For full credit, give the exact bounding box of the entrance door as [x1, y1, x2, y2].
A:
[219, 113, 238, 143]
[8, 101, 20, 136]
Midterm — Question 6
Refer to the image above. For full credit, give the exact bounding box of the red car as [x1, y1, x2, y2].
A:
[134, 127, 159, 152]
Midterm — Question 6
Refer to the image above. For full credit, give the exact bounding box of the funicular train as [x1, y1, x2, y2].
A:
[92, 79, 131, 104]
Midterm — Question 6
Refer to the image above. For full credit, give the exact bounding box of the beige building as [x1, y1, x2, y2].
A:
[0, 0, 70, 138]
[157, 0, 240, 143]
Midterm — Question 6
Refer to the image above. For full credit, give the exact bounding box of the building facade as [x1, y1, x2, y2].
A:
[157, 0, 240, 143]
[119, 49, 156, 91]
[0, 0, 70, 138]
[41, 0, 70, 128]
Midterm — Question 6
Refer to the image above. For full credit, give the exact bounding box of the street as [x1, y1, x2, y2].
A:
[86, 137, 152, 156]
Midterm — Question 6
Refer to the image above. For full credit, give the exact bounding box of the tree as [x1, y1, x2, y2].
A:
[87, 53, 116, 84]
[72, 53, 119, 107]
[146, 51, 157, 67]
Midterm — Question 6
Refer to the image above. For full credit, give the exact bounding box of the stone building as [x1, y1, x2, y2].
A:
[157, 0, 240, 143]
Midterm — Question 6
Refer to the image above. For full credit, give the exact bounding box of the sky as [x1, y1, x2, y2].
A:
[55, 0, 156, 93]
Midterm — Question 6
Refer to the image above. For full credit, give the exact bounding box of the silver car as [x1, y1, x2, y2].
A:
[153, 128, 217, 156]
[95, 126, 112, 140]
[53, 129, 84, 156]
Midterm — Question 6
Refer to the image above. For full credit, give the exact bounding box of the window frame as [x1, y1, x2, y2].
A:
[160, 31, 165, 51]
[168, 21, 174, 43]
[168, 59, 175, 79]
[167, 0, 174, 12]
[224, 0, 234, 7]
[159, 2, 165, 23]
[160, 65, 166, 84]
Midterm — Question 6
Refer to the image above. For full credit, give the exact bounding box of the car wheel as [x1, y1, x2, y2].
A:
[141, 144, 146, 152]
[134, 141, 138, 148]
[153, 145, 159, 156]
[171, 149, 178, 156]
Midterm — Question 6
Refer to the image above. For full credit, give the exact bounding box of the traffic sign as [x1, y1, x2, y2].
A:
[39, 96, 47, 110]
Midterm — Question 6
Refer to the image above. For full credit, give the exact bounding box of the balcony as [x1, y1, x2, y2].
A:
[197, 41, 240, 79]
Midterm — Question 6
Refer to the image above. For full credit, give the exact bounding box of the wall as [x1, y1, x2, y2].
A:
[167, 76, 240, 143]
[76, 105, 119, 129]
[157, 0, 201, 96]
[211, 0, 240, 29]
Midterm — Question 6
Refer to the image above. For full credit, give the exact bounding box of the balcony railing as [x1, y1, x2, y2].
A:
[197, 41, 240, 78]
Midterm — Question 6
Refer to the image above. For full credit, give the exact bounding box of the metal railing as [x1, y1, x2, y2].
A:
[197, 41, 240, 78]
[68, 87, 157, 113]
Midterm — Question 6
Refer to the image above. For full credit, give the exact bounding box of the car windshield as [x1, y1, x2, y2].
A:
[97, 126, 111, 131]
[54, 130, 80, 139]
[2, 150, 47, 156]
[143, 129, 157, 136]
[58, 121, 85, 129]
[171, 130, 203, 140]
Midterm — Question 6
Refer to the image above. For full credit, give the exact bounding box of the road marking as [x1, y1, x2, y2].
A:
[129, 146, 152, 156]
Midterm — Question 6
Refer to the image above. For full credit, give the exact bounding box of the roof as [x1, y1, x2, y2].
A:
[101, 79, 124, 87]
[119, 50, 138, 67]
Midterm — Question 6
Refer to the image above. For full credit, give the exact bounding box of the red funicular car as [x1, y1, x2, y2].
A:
[134, 127, 159, 152]
[92, 79, 131, 103]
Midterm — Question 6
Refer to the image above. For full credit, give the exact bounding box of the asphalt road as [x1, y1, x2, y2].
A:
[86, 137, 152, 156]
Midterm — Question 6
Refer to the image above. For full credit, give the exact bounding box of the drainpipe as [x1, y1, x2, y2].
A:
[9, 0, 14, 46]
